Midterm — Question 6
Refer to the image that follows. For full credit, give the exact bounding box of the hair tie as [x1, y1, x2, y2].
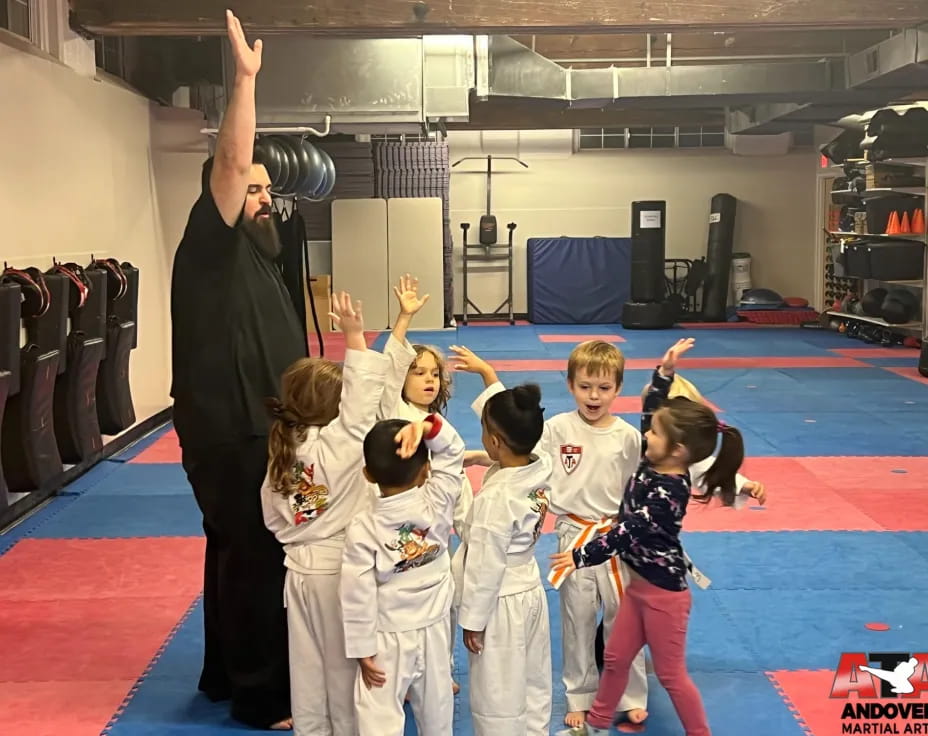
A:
[717, 420, 727, 433]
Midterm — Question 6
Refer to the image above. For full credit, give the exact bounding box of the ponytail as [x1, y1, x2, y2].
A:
[264, 358, 344, 495]
[694, 423, 745, 506]
[657, 397, 745, 507]
[266, 398, 309, 495]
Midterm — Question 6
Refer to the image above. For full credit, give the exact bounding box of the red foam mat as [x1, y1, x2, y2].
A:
[0, 537, 205, 600]
[0, 537, 203, 735]
[884, 366, 928, 386]
[795, 457, 928, 531]
[133, 428, 182, 463]
[0, 680, 135, 736]
[831, 347, 919, 358]
[0, 595, 197, 682]
[684, 458, 882, 532]
[539, 334, 625, 343]
[767, 669, 927, 736]
[609, 396, 722, 414]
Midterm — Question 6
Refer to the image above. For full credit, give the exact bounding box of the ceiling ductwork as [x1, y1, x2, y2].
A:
[486, 35, 843, 109]
[220, 26, 928, 134]
[728, 26, 928, 134]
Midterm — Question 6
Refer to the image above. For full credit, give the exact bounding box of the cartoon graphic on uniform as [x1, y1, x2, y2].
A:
[560, 444, 582, 474]
[386, 523, 441, 572]
[529, 487, 550, 542]
[289, 462, 330, 525]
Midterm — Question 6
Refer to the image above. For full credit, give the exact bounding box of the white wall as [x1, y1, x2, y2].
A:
[0, 38, 206, 435]
[448, 130, 818, 317]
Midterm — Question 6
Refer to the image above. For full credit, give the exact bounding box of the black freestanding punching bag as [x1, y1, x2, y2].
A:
[919, 340, 928, 378]
[701, 194, 738, 322]
[630, 201, 666, 302]
[623, 201, 674, 329]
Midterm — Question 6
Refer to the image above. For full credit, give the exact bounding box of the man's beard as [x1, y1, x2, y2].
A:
[241, 207, 282, 260]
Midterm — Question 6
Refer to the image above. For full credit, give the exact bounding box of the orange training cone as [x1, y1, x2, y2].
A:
[886, 211, 900, 235]
[913, 209, 925, 234]
[900, 211, 912, 234]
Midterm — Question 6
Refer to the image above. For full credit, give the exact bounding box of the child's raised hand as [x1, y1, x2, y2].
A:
[449, 345, 490, 374]
[660, 337, 695, 375]
[742, 480, 766, 505]
[549, 550, 577, 578]
[463, 629, 485, 655]
[395, 420, 428, 458]
[329, 291, 364, 335]
[393, 273, 430, 316]
[359, 656, 386, 689]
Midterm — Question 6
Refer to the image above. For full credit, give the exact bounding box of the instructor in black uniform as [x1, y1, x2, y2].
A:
[170, 10, 304, 730]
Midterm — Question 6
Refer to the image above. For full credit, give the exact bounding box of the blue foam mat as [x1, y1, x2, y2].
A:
[713, 587, 928, 671]
[29, 493, 204, 539]
[80, 464, 193, 497]
[681, 531, 928, 591]
[107, 565, 803, 736]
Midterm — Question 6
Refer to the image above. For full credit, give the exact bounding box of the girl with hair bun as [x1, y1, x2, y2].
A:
[455, 382, 555, 735]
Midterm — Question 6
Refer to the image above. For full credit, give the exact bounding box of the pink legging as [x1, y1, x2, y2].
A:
[586, 576, 711, 736]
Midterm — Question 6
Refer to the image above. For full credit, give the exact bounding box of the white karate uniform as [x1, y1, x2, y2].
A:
[378, 335, 474, 669]
[340, 416, 465, 736]
[261, 348, 389, 736]
[456, 387, 554, 735]
[471, 382, 648, 715]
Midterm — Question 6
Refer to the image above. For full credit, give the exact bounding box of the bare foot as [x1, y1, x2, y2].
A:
[565, 711, 587, 728]
[452, 680, 460, 695]
[270, 717, 293, 730]
[615, 708, 648, 733]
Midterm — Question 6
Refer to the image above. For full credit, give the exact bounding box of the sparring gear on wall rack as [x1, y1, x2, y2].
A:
[0, 282, 21, 396]
[0, 370, 9, 508]
[88, 258, 137, 435]
[1, 346, 64, 492]
[51, 261, 106, 464]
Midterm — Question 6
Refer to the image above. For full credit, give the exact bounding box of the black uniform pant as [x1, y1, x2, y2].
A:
[181, 436, 291, 728]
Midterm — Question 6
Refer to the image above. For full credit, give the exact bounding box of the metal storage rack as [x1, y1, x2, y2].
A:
[822, 156, 927, 343]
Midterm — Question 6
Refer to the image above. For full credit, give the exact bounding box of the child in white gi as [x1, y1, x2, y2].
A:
[456, 382, 553, 736]
[379, 274, 474, 694]
[261, 292, 390, 736]
[339, 414, 465, 736]
[453, 341, 649, 729]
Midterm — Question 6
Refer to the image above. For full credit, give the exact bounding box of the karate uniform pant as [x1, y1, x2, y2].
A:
[285, 569, 358, 736]
[469, 584, 552, 736]
[556, 519, 648, 714]
[449, 474, 474, 673]
[181, 437, 290, 728]
[355, 615, 453, 736]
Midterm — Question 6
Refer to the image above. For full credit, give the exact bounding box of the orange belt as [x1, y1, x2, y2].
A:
[547, 513, 625, 599]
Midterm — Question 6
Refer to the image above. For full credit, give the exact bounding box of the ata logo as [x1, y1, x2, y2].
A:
[831, 653, 928, 734]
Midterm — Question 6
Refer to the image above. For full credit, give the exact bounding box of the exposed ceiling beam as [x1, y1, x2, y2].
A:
[70, 0, 928, 37]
